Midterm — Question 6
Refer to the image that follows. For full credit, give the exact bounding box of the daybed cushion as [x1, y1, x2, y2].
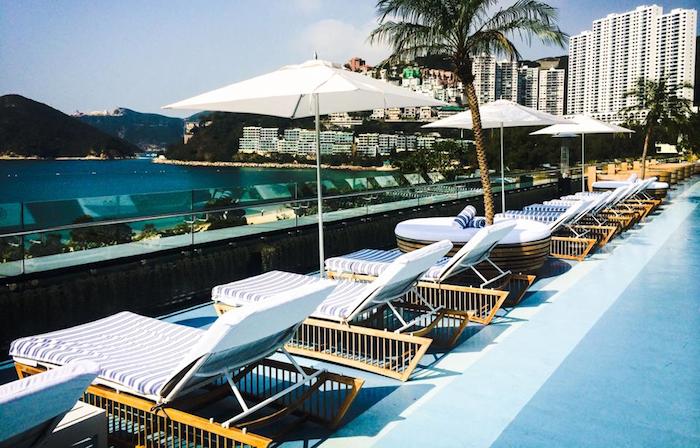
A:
[213, 270, 369, 321]
[325, 248, 449, 280]
[395, 217, 550, 244]
[593, 180, 669, 190]
[10, 312, 201, 398]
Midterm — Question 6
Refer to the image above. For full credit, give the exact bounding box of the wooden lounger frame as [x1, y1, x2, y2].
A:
[16, 360, 363, 448]
[550, 236, 597, 261]
[326, 270, 533, 325]
[215, 301, 470, 382]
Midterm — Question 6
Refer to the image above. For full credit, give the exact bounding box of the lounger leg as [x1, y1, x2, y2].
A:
[221, 349, 325, 428]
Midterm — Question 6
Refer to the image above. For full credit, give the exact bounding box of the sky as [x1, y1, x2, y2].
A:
[1, 0, 697, 117]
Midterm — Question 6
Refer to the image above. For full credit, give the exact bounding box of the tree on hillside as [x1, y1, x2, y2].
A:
[369, 0, 566, 223]
[622, 78, 693, 178]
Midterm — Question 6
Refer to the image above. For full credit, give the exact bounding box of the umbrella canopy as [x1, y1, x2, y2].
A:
[423, 100, 568, 212]
[164, 59, 446, 276]
[529, 115, 634, 136]
[423, 99, 567, 130]
[530, 115, 634, 190]
[164, 59, 445, 117]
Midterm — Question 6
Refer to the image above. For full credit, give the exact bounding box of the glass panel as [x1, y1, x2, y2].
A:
[22, 191, 193, 231]
[0, 202, 22, 233]
[427, 172, 446, 183]
[373, 175, 400, 188]
[404, 173, 427, 185]
[0, 236, 23, 277]
[22, 216, 194, 274]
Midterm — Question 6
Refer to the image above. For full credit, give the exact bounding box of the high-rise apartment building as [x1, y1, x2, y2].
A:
[473, 55, 496, 104]
[538, 68, 566, 115]
[568, 5, 697, 122]
[517, 66, 540, 109]
[495, 60, 519, 102]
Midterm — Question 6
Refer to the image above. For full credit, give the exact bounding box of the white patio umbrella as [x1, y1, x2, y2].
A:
[530, 115, 634, 191]
[423, 100, 567, 213]
[163, 58, 446, 276]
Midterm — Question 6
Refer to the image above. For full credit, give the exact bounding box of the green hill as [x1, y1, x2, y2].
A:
[76, 108, 183, 150]
[0, 94, 137, 158]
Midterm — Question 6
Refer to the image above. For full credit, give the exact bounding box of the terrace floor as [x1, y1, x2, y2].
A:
[2, 177, 697, 447]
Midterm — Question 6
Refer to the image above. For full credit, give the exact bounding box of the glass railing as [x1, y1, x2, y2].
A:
[0, 169, 569, 277]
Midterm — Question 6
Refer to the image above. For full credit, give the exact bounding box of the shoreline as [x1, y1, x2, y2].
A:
[0, 155, 130, 161]
[0, 155, 397, 171]
[151, 158, 398, 171]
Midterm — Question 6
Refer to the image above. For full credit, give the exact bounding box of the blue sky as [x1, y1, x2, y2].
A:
[1, 0, 697, 116]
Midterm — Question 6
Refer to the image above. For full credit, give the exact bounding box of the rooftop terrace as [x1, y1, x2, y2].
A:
[146, 176, 698, 447]
[1, 173, 697, 447]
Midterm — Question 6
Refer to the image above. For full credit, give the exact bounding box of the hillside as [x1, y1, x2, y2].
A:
[0, 95, 137, 158]
[167, 112, 314, 162]
[76, 108, 183, 150]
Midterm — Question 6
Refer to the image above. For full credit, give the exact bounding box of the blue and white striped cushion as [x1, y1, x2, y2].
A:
[9, 312, 200, 398]
[524, 204, 569, 212]
[452, 205, 476, 229]
[213, 271, 369, 320]
[468, 217, 486, 228]
[325, 249, 449, 281]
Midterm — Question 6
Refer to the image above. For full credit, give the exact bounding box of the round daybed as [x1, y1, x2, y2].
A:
[395, 218, 551, 274]
[592, 180, 669, 199]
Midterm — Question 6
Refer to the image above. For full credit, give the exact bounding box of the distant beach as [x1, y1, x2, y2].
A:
[152, 158, 397, 171]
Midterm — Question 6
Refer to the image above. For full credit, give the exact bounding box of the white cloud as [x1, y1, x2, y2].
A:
[296, 19, 392, 65]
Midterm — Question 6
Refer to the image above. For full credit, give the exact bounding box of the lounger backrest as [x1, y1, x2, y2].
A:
[549, 200, 589, 232]
[161, 281, 336, 398]
[343, 240, 452, 320]
[435, 221, 516, 281]
[572, 194, 606, 222]
[0, 362, 99, 447]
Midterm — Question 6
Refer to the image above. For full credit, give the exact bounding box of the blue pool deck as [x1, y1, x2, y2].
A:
[2, 177, 698, 447]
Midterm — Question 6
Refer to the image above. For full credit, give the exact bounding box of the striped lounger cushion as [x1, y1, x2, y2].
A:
[325, 248, 449, 281]
[10, 312, 201, 398]
[213, 270, 370, 320]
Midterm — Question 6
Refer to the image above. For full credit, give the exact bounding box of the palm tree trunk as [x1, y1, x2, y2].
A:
[464, 82, 495, 224]
[641, 125, 652, 179]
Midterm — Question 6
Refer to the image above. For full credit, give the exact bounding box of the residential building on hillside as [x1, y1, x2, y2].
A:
[568, 5, 697, 122]
[495, 60, 519, 102]
[473, 55, 497, 104]
[517, 66, 540, 109]
[538, 68, 566, 115]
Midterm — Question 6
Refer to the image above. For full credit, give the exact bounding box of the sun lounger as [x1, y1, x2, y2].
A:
[0, 362, 100, 448]
[213, 240, 471, 381]
[324, 222, 518, 325]
[11, 283, 364, 448]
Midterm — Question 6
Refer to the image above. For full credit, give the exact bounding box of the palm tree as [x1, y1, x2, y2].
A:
[369, 0, 566, 223]
[622, 78, 693, 178]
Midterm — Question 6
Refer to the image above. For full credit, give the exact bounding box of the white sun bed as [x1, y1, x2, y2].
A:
[11, 282, 364, 447]
[0, 362, 100, 448]
[213, 240, 469, 381]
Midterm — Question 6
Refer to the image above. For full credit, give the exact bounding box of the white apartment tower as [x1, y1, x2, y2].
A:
[568, 5, 697, 121]
[495, 60, 519, 102]
[472, 55, 496, 104]
[517, 66, 540, 109]
[538, 68, 566, 115]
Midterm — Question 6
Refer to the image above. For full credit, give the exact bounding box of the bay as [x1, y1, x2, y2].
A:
[0, 159, 380, 204]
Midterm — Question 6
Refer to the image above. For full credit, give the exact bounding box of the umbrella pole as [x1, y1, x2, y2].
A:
[500, 122, 505, 213]
[581, 133, 586, 192]
[314, 93, 325, 277]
